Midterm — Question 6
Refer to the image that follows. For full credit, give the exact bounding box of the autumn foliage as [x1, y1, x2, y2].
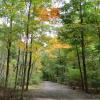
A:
[37, 8, 49, 21]
[49, 38, 71, 49]
[37, 7, 60, 21]
[53, 43, 71, 49]
[50, 8, 60, 18]
[17, 41, 26, 50]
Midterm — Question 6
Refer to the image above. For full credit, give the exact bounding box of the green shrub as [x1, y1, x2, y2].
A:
[67, 67, 81, 86]
[88, 71, 100, 88]
[31, 72, 43, 85]
[90, 79, 100, 88]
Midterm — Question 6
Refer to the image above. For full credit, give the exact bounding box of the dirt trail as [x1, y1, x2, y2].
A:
[24, 81, 100, 100]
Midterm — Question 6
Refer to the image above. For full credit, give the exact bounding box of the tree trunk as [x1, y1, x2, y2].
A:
[14, 48, 20, 89]
[21, 1, 31, 99]
[5, 13, 13, 88]
[21, 48, 28, 99]
[22, 45, 28, 87]
[98, 3, 100, 64]
[26, 36, 33, 90]
[80, 29, 88, 92]
[79, 0, 88, 92]
[75, 43, 84, 90]
[5, 42, 11, 88]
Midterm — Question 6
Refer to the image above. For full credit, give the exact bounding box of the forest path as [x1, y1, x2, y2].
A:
[24, 81, 100, 100]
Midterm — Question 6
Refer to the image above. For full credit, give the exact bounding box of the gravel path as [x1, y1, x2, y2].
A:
[24, 81, 100, 100]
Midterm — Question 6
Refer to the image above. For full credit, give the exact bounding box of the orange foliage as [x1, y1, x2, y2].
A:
[50, 8, 60, 18]
[37, 7, 60, 21]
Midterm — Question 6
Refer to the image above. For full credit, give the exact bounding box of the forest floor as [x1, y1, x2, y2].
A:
[23, 81, 100, 100]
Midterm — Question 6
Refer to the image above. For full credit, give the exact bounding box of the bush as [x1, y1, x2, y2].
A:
[67, 67, 81, 87]
[88, 71, 100, 89]
[90, 79, 100, 88]
[31, 72, 43, 85]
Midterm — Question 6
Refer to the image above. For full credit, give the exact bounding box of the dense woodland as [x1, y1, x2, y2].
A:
[0, 0, 100, 100]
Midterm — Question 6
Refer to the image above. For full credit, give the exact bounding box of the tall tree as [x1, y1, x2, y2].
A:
[79, 0, 88, 92]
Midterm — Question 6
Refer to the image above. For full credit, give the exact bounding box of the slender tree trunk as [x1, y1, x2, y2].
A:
[75, 44, 84, 90]
[5, 14, 13, 88]
[14, 48, 20, 89]
[80, 29, 88, 92]
[21, 1, 31, 99]
[21, 44, 28, 91]
[21, 48, 28, 99]
[79, 0, 88, 92]
[26, 36, 33, 90]
[5, 42, 11, 88]
[98, 2, 100, 64]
